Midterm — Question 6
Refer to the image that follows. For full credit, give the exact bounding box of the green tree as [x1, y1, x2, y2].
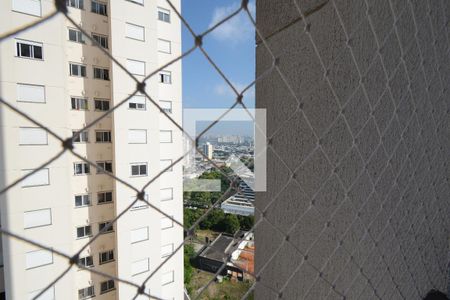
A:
[237, 215, 254, 231]
[184, 244, 196, 285]
[218, 214, 240, 234]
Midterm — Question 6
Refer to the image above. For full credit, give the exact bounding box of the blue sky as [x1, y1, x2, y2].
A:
[181, 0, 255, 109]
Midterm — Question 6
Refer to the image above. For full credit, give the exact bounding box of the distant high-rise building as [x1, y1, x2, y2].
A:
[0, 0, 183, 299]
[203, 142, 213, 160]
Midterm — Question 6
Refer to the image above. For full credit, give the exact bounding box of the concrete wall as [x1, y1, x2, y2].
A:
[255, 0, 450, 299]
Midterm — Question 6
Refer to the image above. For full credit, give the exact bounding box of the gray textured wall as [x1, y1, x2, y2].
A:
[255, 0, 450, 299]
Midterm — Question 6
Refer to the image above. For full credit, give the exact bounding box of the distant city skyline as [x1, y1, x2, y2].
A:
[196, 120, 254, 137]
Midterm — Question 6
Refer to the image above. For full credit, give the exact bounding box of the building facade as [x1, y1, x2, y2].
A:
[0, 0, 183, 299]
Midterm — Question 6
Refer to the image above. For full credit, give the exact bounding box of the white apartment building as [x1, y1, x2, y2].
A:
[0, 0, 183, 299]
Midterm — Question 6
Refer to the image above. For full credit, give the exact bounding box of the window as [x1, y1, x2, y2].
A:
[161, 243, 174, 258]
[92, 33, 108, 49]
[73, 130, 89, 143]
[159, 100, 172, 113]
[94, 99, 110, 111]
[93, 67, 109, 80]
[21, 168, 49, 187]
[128, 129, 147, 144]
[26, 249, 53, 269]
[160, 130, 172, 143]
[78, 286, 94, 300]
[159, 70, 172, 84]
[99, 250, 114, 264]
[68, 28, 85, 43]
[130, 163, 147, 176]
[19, 127, 48, 145]
[160, 159, 173, 172]
[17, 83, 45, 103]
[70, 63, 87, 77]
[125, 23, 145, 41]
[161, 216, 174, 230]
[76, 225, 92, 238]
[74, 162, 90, 175]
[28, 286, 55, 300]
[157, 39, 171, 53]
[67, 0, 83, 9]
[158, 7, 170, 23]
[100, 280, 115, 294]
[16, 39, 43, 59]
[96, 161, 112, 173]
[160, 188, 173, 201]
[12, 0, 41, 17]
[129, 95, 146, 110]
[161, 270, 174, 285]
[71, 97, 88, 110]
[75, 194, 91, 207]
[131, 258, 149, 276]
[130, 227, 149, 243]
[91, 0, 107, 16]
[97, 191, 113, 204]
[99, 221, 113, 234]
[79, 256, 94, 268]
[24, 209, 52, 229]
[127, 0, 144, 4]
[127, 59, 145, 76]
[95, 131, 111, 143]
[131, 195, 148, 210]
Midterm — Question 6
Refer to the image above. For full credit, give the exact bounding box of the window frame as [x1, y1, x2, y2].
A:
[159, 70, 172, 84]
[95, 130, 112, 143]
[160, 159, 173, 172]
[96, 161, 113, 174]
[78, 286, 95, 300]
[71, 97, 88, 111]
[93, 66, 110, 80]
[100, 279, 115, 294]
[92, 33, 108, 49]
[74, 162, 90, 175]
[160, 187, 174, 202]
[68, 28, 86, 44]
[76, 225, 92, 239]
[99, 249, 114, 265]
[98, 221, 114, 234]
[69, 63, 87, 77]
[157, 38, 171, 54]
[157, 7, 171, 23]
[72, 130, 89, 143]
[160, 130, 173, 143]
[130, 162, 148, 177]
[125, 22, 145, 42]
[128, 95, 146, 110]
[74, 193, 91, 207]
[159, 100, 172, 114]
[91, 0, 107, 16]
[97, 191, 113, 205]
[67, 0, 84, 9]
[16, 83, 46, 104]
[15, 39, 43, 60]
[94, 98, 110, 111]
[79, 255, 94, 268]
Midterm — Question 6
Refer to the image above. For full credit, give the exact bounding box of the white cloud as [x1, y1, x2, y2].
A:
[208, 1, 256, 44]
